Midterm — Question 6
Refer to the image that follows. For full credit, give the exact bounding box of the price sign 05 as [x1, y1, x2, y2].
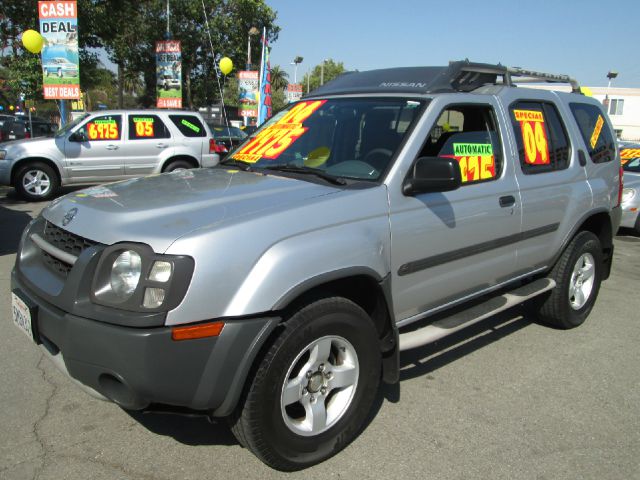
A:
[133, 117, 155, 137]
[87, 119, 119, 140]
[513, 109, 550, 165]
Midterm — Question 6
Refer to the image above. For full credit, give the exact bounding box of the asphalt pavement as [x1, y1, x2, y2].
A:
[1, 186, 639, 479]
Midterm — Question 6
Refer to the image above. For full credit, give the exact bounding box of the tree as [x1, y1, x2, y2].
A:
[269, 65, 288, 92]
[302, 59, 346, 94]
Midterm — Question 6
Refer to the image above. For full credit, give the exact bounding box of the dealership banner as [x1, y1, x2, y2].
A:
[238, 71, 259, 117]
[156, 40, 182, 108]
[38, 1, 80, 99]
[285, 84, 303, 103]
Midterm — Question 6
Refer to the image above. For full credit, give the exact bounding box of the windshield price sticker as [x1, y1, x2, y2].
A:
[87, 119, 119, 140]
[133, 117, 155, 137]
[232, 100, 327, 163]
[513, 109, 550, 165]
[590, 115, 604, 149]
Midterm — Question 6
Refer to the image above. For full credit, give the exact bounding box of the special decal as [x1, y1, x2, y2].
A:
[513, 109, 550, 165]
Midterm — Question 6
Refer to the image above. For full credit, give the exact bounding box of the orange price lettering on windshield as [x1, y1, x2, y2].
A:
[87, 121, 119, 140]
[514, 109, 549, 165]
[232, 100, 327, 163]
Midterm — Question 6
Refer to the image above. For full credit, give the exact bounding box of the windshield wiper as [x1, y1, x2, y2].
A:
[261, 165, 347, 186]
[219, 158, 253, 171]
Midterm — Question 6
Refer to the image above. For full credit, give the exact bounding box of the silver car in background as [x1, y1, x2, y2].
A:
[0, 109, 219, 201]
[621, 156, 640, 234]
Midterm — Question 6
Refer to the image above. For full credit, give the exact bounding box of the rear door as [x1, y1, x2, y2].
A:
[64, 114, 124, 182]
[120, 113, 173, 176]
[167, 114, 208, 165]
[389, 98, 522, 323]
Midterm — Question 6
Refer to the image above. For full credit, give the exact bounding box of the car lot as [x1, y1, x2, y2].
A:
[1, 186, 639, 479]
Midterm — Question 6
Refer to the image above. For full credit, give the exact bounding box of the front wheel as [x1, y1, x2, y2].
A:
[14, 162, 60, 201]
[229, 297, 381, 471]
[537, 231, 603, 329]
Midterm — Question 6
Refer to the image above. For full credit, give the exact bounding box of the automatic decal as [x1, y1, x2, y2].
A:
[232, 100, 327, 163]
[513, 109, 550, 165]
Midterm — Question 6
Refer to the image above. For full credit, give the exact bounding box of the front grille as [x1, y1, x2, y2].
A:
[43, 221, 98, 256]
[40, 221, 100, 277]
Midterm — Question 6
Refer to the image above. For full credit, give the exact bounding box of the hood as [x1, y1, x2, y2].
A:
[42, 168, 341, 252]
[1, 135, 60, 154]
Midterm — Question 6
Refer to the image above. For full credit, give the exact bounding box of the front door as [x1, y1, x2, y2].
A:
[389, 100, 522, 324]
[64, 114, 124, 182]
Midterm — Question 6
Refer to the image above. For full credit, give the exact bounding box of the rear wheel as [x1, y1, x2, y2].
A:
[163, 160, 194, 172]
[229, 297, 381, 471]
[14, 162, 59, 201]
[537, 231, 603, 329]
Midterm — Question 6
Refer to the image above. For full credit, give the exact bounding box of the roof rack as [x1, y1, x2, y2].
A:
[306, 60, 582, 97]
[450, 61, 581, 93]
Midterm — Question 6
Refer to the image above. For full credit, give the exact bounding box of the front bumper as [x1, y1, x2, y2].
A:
[12, 269, 279, 415]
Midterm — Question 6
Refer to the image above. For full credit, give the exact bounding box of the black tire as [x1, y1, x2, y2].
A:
[229, 297, 381, 471]
[163, 160, 193, 172]
[537, 231, 603, 329]
[14, 162, 59, 201]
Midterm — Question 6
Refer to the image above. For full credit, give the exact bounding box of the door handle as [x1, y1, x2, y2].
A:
[499, 195, 516, 207]
[156, 143, 168, 148]
[105, 144, 119, 150]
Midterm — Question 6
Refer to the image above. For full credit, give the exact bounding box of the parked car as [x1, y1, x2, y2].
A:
[619, 142, 640, 166]
[0, 115, 58, 143]
[158, 73, 181, 91]
[620, 156, 640, 233]
[208, 124, 248, 155]
[11, 61, 621, 470]
[42, 57, 79, 77]
[0, 109, 219, 201]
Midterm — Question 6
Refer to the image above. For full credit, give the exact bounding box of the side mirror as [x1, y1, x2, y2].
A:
[403, 156, 462, 195]
[70, 130, 87, 142]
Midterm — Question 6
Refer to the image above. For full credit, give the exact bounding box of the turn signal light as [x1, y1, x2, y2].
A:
[171, 321, 225, 341]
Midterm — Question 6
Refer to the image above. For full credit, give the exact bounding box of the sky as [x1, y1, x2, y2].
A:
[265, 0, 639, 88]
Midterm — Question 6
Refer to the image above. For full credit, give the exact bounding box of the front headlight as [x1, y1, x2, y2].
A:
[621, 187, 636, 204]
[110, 250, 142, 299]
[92, 243, 194, 312]
[0, 150, 7, 160]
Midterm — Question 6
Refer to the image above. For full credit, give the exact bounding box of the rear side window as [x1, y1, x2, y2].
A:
[169, 115, 206, 138]
[128, 115, 170, 140]
[419, 104, 503, 185]
[569, 103, 616, 163]
[510, 101, 570, 174]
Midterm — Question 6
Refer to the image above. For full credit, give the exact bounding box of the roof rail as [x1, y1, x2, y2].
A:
[448, 61, 581, 93]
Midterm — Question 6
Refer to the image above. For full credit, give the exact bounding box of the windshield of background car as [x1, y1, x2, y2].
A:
[55, 113, 89, 137]
[228, 98, 426, 181]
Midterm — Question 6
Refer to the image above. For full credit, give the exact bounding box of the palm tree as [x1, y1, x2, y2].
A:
[270, 65, 289, 92]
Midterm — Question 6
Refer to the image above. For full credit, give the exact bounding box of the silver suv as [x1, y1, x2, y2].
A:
[0, 109, 219, 201]
[10, 62, 622, 470]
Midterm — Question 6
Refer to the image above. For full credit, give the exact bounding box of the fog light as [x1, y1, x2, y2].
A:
[149, 261, 172, 282]
[143, 287, 165, 308]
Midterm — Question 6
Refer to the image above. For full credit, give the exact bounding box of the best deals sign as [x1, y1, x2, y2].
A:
[38, 1, 80, 99]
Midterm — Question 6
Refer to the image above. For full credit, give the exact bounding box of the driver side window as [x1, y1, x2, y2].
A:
[419, 104, 503, 185]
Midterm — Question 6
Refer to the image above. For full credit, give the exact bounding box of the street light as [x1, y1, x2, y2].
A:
[246, 26, 259, 70]
[290, 56, 303, 84]
[605, 70, 618, 112]
[320, 59, 328, 86]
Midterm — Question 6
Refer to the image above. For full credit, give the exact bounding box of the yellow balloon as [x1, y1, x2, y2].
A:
[22, 29, 44, 54]
[219, 57, 233, 75]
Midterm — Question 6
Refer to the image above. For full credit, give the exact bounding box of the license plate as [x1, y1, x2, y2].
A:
[12, 292, 35, 342]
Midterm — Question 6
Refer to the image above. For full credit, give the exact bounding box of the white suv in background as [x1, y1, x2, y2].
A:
[0, 110, 219, 201]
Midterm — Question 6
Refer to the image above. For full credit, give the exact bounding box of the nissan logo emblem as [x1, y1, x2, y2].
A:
[62, 208, 78, 226]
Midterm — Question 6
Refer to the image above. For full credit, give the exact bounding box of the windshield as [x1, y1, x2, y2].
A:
[55, 112, 90, 137]
[624, 157, 640, 173]
[225, 98, 425, 182]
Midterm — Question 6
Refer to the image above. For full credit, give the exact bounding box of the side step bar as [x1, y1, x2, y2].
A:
[398, 278, 556, 352]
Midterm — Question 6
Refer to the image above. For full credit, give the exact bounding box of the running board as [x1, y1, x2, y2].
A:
[398, 278, 556, 352]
